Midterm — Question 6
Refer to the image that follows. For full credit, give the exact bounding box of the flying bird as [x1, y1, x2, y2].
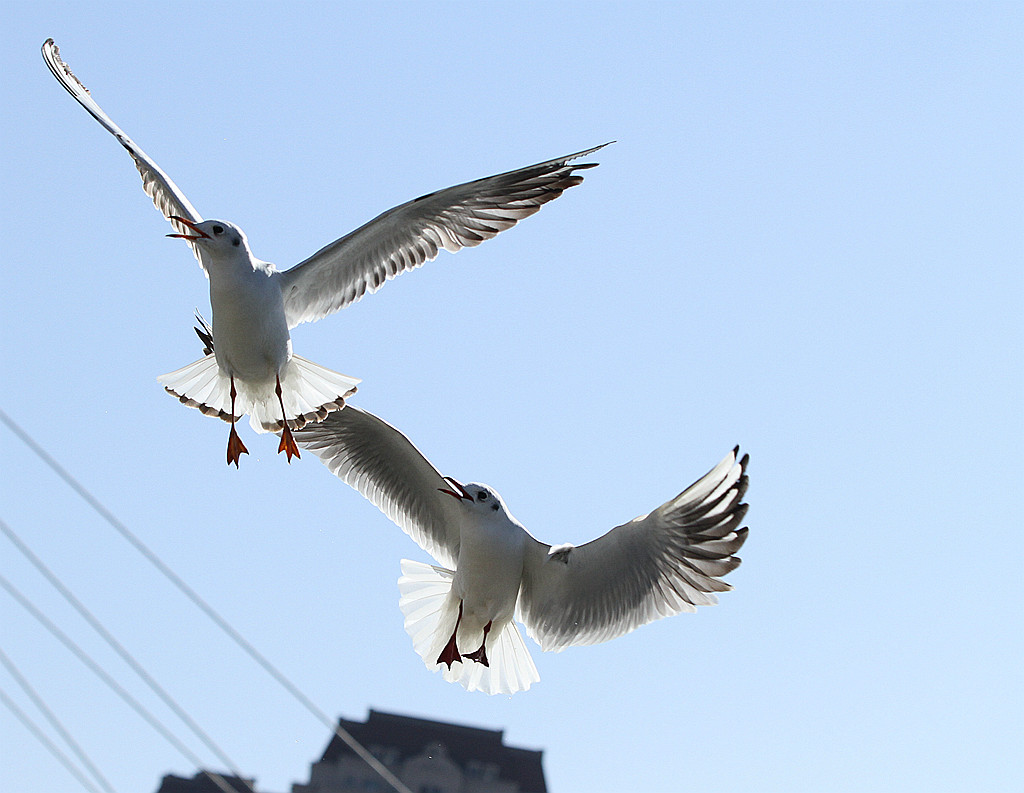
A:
[42, 39, 609, 466]
[294, 407, 750, 695]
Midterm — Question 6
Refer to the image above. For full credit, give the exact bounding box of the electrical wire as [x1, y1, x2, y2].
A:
[1, 407, 413, 793]
[0, 684, 105, 793]
[0, 518, 252, 789]
[0, 568, 244, 793]
[0, 646, 117, 793]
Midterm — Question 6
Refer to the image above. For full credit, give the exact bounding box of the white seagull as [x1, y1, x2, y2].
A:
[293, 407, 750, 695]
[42, 39, 609, 466]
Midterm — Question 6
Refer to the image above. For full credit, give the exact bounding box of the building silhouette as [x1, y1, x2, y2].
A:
[292, 709, 547, 793]
[153, 709, 547, 793]
[155, 771, 261, 793]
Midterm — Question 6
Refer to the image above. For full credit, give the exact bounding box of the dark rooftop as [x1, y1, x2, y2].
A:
[155, 771, 259, 793]
[321, 709, 546, 793]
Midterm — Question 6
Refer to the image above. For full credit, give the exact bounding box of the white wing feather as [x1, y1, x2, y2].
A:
[43, 38, 609, 302]
[42, 39, 205, 266]
[518, 448, 750, 652]
[278, 143, 611, 328]
[294, 407, 463, 568]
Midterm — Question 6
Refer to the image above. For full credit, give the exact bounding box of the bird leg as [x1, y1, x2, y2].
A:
[275, 375, 300, 462]
[437, 602, 464, 669]
[463, 621, 492, 667]
[226, 376, 249, 468]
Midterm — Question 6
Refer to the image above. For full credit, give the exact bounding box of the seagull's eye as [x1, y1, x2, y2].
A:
[478, 492, 488, 502]
[212, 224, 224, 235]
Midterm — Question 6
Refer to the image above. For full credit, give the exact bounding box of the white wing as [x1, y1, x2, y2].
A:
[293, 407, 463, 568]
[41, 39, 205, 266]
[278, 143, 611, 328]
[518, 448, 750, 652]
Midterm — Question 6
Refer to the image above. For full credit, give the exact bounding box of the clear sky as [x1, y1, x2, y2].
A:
[2, 2, 1021, 792]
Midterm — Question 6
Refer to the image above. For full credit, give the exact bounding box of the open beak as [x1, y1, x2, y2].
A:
[438, 476, 472, 501]
[167, 216, 209, 241]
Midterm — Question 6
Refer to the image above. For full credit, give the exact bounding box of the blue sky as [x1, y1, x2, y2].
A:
[2, 2, 1021, 792]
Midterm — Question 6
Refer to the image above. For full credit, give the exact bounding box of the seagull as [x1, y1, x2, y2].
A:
[293, 407, 750, 695]
[42, 39, 609, 466]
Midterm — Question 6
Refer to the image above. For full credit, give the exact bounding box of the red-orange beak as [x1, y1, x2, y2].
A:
[438, 476, 472, 501]
[167, 216, 209, 241]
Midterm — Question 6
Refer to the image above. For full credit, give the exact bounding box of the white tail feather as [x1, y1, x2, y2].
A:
[158, 354, 360, 432]
[398, 559, 539, 695]
[158, 355, 236, 421]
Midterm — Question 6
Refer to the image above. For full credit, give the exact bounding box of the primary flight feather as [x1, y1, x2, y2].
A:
[294, 407, 750, 695]
[42, 39, 609, 465]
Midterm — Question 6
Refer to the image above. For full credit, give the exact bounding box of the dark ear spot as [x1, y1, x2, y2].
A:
[491, 503, 499, 511]
[232, 237, 240, 247]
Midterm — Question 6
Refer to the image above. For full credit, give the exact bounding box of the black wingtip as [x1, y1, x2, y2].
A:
[560, 140, 616, 167]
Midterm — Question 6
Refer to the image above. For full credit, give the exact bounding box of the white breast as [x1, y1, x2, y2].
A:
[208, 262, 291, 384]
[452, 515, 526, 635]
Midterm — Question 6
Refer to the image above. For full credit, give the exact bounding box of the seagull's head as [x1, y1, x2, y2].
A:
[168, 217, 249, 257]
[438, 477, 506, 515]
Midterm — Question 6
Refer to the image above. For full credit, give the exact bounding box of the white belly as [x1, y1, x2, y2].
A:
[452, 524, 524, 644]
[210, 268, 291, 385]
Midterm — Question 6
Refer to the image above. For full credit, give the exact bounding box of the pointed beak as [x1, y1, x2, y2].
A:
[167, 216, 209, 241]
[438, 476, 472, 501]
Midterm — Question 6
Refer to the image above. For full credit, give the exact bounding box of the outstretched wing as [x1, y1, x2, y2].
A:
[41, 39, 205, 267]
[278, 143, 611, 328]
[518, 448, 750, 652]
[293, 407, 463, 568]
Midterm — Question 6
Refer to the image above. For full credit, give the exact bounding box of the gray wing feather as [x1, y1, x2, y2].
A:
[41, 39, 205, 266]
[293, 407, 462, 568]
[518, 448, 750, 652]
[278, 143, 612, 328]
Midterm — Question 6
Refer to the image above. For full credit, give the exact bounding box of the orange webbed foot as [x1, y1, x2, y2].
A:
[436, 602, 464, 669]
[437, 633, 462, 669]
[278, 424, 301, 462]
[463, 620, 491, 667]
[463, 645, 489, 667]
[227, 425, 249, 468]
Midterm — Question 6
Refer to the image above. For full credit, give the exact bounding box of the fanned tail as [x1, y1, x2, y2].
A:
[158, 354, 360, 433]
[246, 354, 360, 433]
[158, 355, 237, 422]
[398, 559, 539, 695]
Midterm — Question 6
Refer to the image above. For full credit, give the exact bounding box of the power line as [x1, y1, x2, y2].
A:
[0, 646, 117, 793]
[0, 517, 251, 788]
[0, 407, 413, 793]
[0, 684, 105, 793]
[0, 567, 243, 793]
